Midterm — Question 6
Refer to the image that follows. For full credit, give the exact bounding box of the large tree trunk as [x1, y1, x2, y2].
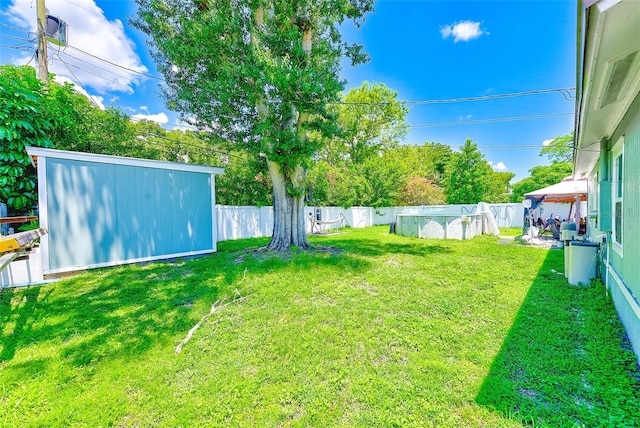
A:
[266, 159, 310, 251]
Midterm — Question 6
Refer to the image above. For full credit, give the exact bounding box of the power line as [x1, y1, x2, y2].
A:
[2, 26, 575, 110]
[3, 34, 35, 43]
[127, 110, 574, 134]
[58, 49, 135, 82]
[476, 145, 559, 149]
[406, 87, 577, 104]
[65, 43, 163, 80]
[138, 130, 244, 161]
[0, 43, 33, 52]
[63, 0, 105, 18]
[409, 112, 574, 128]
[52, 54, 134, 91]
[329, 87, 576, 106]
[32, 37, 580, 111]
[55, 54, 103, 109]
[0, 22, 32, 33]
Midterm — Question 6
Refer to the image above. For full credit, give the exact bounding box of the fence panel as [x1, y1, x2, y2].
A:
[216, 203, 534, 241]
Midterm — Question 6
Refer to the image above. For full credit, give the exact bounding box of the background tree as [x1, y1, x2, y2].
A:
[215, 150, 273, 206]
[306, 161, 371, 208]
[539, 132, 574, 164]
[396, 176, 445, 206]
[485, 170, 516, 203]
[510, 162, 573, 202]
[308, 141, 454, 207]
[308, 82, 409, 208]
[509, 131, 574, 201]
[134, 0, 374, 251]
[48, 82, 138, 157]
[444, 138, 493, 204]
[331, 82, 408, 164]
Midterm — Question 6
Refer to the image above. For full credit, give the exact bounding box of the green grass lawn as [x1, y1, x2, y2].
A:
[1, 226, 639, 427]
[499, 227, 523, 237]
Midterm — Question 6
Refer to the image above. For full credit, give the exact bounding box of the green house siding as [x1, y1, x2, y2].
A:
[608, 93, 640, 301]
[41, 155, 217, 272]
[590, 92, 640, 358]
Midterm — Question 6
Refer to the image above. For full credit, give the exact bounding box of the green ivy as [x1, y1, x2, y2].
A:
[0, 66, 54, 212]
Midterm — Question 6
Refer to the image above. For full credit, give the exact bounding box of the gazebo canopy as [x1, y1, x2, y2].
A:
[524, 177, 588, 203]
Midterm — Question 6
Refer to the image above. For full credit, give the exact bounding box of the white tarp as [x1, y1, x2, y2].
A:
[477, 202, 500, 236]
[524, 177, 588, 203]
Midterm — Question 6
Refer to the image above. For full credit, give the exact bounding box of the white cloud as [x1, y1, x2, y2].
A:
[440, 21, 487, 43]
[131, 112, 169, 125]
[53, 75, 105, 109]
[6, 0, 148, 94]
[542, 139, 553, 146]
[457, 114, 472, 121]
[492, 161, 508, 171]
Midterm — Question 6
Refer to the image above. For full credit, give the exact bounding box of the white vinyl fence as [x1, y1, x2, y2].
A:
[216, 203, 529, 242]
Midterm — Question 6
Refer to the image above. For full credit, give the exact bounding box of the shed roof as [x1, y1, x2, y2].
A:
[26, 147, 225, 175]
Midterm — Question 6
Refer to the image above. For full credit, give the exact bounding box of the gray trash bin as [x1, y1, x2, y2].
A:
[567, 241, 599, 285]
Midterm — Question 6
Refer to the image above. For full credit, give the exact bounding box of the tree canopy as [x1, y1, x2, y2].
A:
[329, 82, 408, 164]
[510, 162, 573, 202]
[539, 132, 574, 164]
[444, 139, 494, 204]
[133, 0, 375, 251]
[509, 131, 574, 201]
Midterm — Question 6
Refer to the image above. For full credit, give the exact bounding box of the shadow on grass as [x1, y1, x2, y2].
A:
[476, 248, 640, 426]
[0, 256, 242, 370]
[0, 233, 404, 371]
[0, 287, 50, 361]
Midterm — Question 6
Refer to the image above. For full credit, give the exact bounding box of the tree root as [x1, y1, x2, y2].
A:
[174, 268, 248, 355]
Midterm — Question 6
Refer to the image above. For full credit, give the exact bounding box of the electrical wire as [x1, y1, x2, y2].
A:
[52, 54, 135, 91]
[55, 53, 103, 109]
[2, 21, 576, 110]
[409, 112, 574, 128]
[63, 0, 106, 18]
[0, 22, 32, 33]
[3, 34, 35, 43]
[327, 87, 577, 106]
[57, 49, 137, 82]
[0, 43, 33, 52]
[138, 131, 245, 161]
[65, 43, 163, 80]
[38, 39, 582, 109]
[140, 138, 222, 161]
[476, 145, 563, 149]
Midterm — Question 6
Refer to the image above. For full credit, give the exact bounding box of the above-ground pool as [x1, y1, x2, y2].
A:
[395, 213, 485, 240]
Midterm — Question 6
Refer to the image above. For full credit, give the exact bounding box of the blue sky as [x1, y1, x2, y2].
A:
[1, 0, 577, 181]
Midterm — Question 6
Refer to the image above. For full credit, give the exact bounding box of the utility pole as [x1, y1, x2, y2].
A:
[36, 0, 48, 84]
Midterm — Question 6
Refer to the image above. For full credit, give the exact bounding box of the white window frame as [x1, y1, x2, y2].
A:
[611, 137, 624, 256]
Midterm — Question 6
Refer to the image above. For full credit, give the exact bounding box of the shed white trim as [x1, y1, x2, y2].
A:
[26, 147, 225, 175]
[43, 249, 216, 276]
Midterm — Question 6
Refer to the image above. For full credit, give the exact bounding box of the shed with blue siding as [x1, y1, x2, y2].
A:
[27, 147, 224, 275]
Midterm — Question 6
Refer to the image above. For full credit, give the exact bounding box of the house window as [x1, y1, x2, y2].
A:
[612, 139, 623, 251]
